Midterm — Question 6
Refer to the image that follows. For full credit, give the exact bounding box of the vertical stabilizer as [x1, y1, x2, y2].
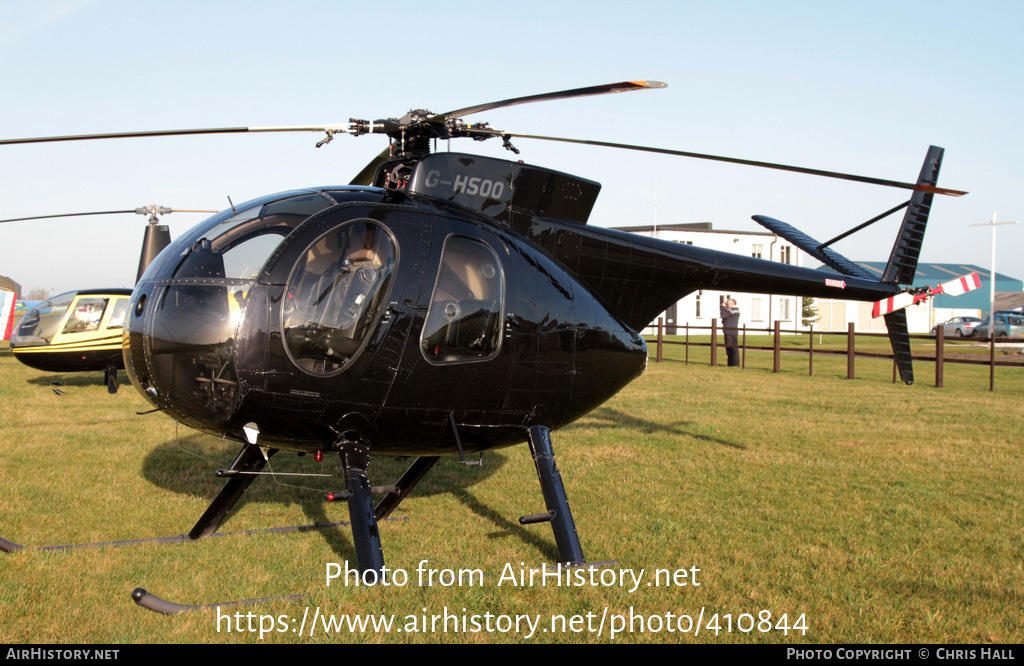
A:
[884, 310, 914, 384]
[882, 146, 943, 284]
[879, 145, 946, 383]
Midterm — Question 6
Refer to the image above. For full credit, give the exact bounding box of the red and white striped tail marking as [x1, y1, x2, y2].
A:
[873, 293, 915, 318]
[872, 273, 981, 318]
[933, 272, 982, 297]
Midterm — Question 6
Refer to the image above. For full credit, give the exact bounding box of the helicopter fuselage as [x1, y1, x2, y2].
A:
[124, 183, 648, 456]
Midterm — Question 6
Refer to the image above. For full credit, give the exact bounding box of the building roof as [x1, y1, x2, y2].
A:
[0, 276, 21, 297]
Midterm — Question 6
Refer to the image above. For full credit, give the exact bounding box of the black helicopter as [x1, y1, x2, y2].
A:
[0, 81, 966, 607]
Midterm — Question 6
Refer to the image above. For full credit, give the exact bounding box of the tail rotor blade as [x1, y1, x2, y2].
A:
[872, 272, 982, 317]
[932, 272, 982, 298]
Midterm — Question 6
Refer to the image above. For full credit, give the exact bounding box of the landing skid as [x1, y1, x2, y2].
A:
[9, 427, 601, 615]
[132, 587, 306, 615]
[0, 519, 371, 553]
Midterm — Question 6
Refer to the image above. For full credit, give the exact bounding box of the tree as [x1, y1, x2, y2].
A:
[27, 288, 52, 300]
[802, 297, 819, 327]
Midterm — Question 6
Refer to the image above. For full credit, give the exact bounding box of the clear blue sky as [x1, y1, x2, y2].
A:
[2, 0, 1021, 295]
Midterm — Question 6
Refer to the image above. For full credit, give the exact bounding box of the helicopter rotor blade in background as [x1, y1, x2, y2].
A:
[430, 80, 667, 123]
[0, 209, 139, 223]
[0, 207, 219, 224]
[0, 206, 219, 284]
[501, 133, 969, 197]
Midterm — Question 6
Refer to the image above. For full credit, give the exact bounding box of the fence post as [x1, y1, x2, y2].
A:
[684, 324, 689, 365]
[847, 322, 856, 380]
[656, 317, 663, 364]
[710, 319, 718, 367]
[741, 324, 747, 369]
[808, 325, 814, 376]
[935, 326, 944, 388]
[989, 335, 996, 392]
[773, 320, 781, 374]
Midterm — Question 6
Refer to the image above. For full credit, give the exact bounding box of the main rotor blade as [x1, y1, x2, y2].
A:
[0, 125, 352, 146]
[506, 133, 969, 197]
[432, 80, 667, 123]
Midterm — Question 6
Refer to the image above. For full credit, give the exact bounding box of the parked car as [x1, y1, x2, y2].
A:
[932, 316, 984, 338]
[972, 314, 1024, 339]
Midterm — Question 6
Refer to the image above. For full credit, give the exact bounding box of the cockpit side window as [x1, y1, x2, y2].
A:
[421, 236, 504, 364]
[283, 220, 397, 375]
[61, 297, 108, 334]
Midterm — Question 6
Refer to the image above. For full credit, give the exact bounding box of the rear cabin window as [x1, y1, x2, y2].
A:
[421, 236, 504, 364]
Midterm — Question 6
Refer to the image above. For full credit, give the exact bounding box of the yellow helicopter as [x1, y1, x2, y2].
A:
[8, 288, 132, 392]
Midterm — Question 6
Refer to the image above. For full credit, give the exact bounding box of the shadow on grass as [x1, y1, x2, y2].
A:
[566, 406, 746, 450]
[449, 487, 560, 563]
[140, 435, 510, 560]
[25, 370, 127, 390]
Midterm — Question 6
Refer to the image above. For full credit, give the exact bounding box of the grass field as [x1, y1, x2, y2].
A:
[1, 341, 1021, 643]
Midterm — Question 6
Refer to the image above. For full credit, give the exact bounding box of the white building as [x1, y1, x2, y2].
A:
[614, 223, 807, 335]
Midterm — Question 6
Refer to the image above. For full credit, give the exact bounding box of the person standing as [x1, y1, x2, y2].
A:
[720, 298, 740, 367]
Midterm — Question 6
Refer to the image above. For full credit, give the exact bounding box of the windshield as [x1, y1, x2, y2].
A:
[13, 292, 74, 345]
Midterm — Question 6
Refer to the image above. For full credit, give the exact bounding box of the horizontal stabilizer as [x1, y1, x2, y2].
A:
[752, 215, 875, 280]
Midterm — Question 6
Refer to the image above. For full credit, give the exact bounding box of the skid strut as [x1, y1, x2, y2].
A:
[189, 444, 278, 540]
[524, 425, 585, 565]
[374, 456, 440, 520]
[339, 442, 386, 581]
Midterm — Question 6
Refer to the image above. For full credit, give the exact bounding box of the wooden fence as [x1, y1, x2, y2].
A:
[648, 318, 1023, 391]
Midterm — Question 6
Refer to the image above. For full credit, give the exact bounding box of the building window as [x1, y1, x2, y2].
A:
[695, 293, 701, 318]
[780, 246, 792, 264]
[751, 244, 763, 259]
[779, 298, 792, 321]
[750, 298, 763, 321]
